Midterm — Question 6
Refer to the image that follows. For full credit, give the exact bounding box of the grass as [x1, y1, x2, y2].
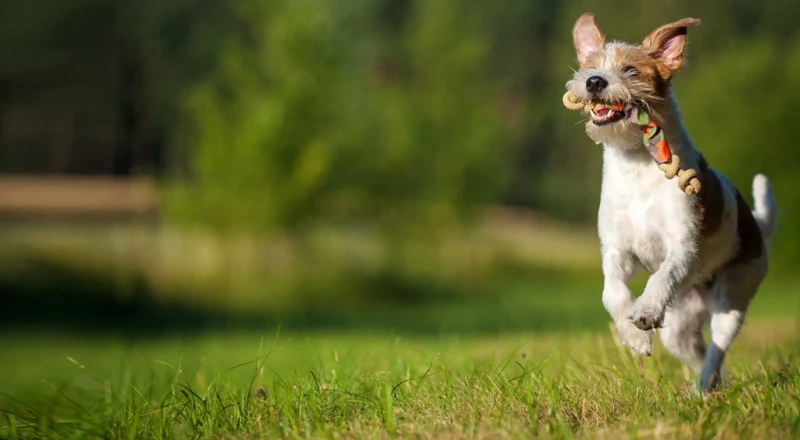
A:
[2, 218, 797, 336]
[2, 219, 800, 438]
[0, 217, 613, 336]
[1, 317, 799, 439]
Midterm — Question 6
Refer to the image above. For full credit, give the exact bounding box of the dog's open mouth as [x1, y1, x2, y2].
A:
[591, 104, 626, 126]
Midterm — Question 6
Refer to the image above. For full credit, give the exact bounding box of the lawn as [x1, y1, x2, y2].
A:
[1, 313, 799, 439]
[1, 221, 799, 439]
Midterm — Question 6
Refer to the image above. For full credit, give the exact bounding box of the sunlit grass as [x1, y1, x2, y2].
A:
[2, 219, 799, 438]
[1, 319, 798, 439]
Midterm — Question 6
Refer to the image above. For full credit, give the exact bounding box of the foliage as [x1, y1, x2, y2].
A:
[160, 0, 508, 234]
[2, 0, 799, 265]
[150, 0, 800, 267]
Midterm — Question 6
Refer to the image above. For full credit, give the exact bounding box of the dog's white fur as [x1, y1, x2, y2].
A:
[566, 14, 778, 392]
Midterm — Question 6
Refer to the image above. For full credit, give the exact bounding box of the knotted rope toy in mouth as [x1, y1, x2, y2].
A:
[562, 91, 701, 195]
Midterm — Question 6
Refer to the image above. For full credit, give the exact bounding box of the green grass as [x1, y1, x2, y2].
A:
[1, 317, 799, 439]
[2, 221, 800, 438]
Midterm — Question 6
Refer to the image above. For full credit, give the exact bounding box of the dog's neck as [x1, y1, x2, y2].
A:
[598, 88, 698, 167]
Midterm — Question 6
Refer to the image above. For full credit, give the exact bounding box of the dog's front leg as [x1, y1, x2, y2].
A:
[629, 245, 697, 331]
[602, 248, 653, 356]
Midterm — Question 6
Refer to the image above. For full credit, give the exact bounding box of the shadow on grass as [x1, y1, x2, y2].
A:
[0, 251, 608, 338]
[0, 253, 268, 337]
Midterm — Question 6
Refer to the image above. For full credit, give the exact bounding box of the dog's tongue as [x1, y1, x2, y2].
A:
[596, 107, 610, 116]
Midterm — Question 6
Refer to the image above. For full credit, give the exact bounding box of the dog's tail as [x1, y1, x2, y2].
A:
[752, 174, 777, 243]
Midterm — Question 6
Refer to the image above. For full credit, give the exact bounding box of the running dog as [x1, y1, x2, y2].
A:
[565, 13, 778, 392]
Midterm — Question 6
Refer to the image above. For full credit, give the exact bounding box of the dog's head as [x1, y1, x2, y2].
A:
[566, 14, 700, 144]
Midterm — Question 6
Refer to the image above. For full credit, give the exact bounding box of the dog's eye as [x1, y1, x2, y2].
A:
[624, 66, 639, 76]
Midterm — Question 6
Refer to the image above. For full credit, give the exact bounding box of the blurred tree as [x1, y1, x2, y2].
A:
[165, 0, 508, 235]
[1, 0, 798, 270]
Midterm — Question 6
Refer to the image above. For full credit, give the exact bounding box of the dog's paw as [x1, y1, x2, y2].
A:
[616, 320, 653, 356]
[628, 300, 665, 331]
[699, 366, 728, 394]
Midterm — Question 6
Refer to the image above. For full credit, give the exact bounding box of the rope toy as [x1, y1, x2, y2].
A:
[562, 91, 701, 195]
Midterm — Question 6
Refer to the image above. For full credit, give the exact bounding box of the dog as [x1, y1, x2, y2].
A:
[565, 13, 778, 393]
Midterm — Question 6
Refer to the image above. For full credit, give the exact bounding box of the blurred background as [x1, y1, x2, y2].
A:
[1, 0, 798, 339]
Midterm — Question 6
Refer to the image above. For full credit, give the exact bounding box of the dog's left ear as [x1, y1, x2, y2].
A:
[643, 18, 701, 77]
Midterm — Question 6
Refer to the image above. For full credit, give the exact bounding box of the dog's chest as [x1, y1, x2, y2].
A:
[600, 155, 692, 272]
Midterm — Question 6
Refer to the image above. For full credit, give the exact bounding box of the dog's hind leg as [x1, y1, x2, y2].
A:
[700, 259, 766, 392]
[659, 286, 709, 374]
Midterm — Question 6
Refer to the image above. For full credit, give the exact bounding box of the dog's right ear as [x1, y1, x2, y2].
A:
[573, 13, 606, 66]
[642, 18, 701, 78]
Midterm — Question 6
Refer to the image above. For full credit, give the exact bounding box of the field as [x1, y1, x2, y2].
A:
[1, 220, 799, 439]
[5, 0, 800, 437]
[1, 318, 799, 439]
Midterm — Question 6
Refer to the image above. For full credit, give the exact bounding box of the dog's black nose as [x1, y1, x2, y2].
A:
[586, 76, 608, 93]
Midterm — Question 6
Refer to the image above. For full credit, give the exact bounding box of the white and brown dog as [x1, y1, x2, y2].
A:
[565, 13, 778, 392]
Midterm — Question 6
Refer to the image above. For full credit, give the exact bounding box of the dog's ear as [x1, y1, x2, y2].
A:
[643, 18, 701, 77]
[572, 13, 605, 66]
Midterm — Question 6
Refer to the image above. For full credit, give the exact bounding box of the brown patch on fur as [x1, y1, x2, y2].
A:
[730, 190, 764, 265]
[612, 45, 668, 97]
[581, 50, 607, 69]
[695, 155, 725, 238]
[652, 57, 677, 81]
